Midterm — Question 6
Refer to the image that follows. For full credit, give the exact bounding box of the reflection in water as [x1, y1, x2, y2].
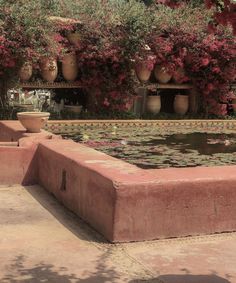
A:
[150, 133, 236, 155]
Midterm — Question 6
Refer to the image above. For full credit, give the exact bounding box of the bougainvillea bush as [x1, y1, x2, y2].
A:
[0, 0, 68, 104]
[147, 0, 236, 34]
[61, 0, 236, 115]
[60, 0, 154, 112]
[0, 0, 235, 116]
[144, 3, 236, 115]
[0, 1, 62, 64]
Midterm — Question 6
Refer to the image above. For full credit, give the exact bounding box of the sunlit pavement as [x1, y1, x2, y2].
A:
[0, 185, 235, 283]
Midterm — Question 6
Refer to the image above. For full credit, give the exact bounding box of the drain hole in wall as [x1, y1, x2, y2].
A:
[60, 169, 67, 191]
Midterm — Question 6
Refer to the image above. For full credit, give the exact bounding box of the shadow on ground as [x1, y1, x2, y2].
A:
[2, 252, 121, 283]
[24, 185, 107, 245]
[130, 274, 232, 283]
[2, 254, 232, 283]
[20, 186, 234, 283]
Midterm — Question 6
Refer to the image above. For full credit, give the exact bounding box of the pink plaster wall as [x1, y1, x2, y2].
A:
[0, 121, 25, 141]
[113, 168, 236, 242]
[0, 145, 37, 185]
[37, 140, 117, 241]
[36, 139, 236, 242]
[0, 121, 59, 186]
[1, 120, 236, 242]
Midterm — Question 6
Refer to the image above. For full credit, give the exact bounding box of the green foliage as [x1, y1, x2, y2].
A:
[62, 0, 154, 55]
[153, 4, 212, 36]
[0, 0, 63, 60]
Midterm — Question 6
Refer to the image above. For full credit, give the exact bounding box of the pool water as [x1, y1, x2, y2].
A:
[61, 126, 236, 169]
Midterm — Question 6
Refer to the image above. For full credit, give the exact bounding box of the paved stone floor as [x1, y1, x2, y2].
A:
[0, 185, 236, 283]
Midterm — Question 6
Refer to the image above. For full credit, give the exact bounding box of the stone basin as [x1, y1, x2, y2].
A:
[17, 112, 50, 133]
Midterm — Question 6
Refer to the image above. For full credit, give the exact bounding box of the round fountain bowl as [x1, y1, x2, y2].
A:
[17, 112, 50, 133]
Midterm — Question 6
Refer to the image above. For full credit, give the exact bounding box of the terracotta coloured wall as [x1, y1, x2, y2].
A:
[1, 120, 236, 242]
[0, 121, 58, 186]
[0, 146, 37, 185]
[0, 121, 24, 141]
[37, 140, 117, 241]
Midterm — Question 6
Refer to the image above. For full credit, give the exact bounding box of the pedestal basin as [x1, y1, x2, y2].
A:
[17, 112, 50, 133]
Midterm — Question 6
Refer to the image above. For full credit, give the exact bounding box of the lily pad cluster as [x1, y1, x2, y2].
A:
[61, 125, 236, 169]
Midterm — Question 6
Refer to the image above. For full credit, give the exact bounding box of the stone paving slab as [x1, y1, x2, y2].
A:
[0, 185, 236, 283]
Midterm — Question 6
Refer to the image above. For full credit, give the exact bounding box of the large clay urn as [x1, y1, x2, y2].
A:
[17, 112, 50, 133]
[146, 95, 161, 114]
[154, 65, 172, 84]
[174, 94, 189, 115]
[135, 62, 151, 83]
[40, 57, 58, 83]
[18, 61, 33, 82]
[62, 53, 78, 82]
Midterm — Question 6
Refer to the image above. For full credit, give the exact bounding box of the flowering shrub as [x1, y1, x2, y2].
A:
[0, 1, 65, 68]
[59, 0, 154, 112]
[0, 35, 16, 74]
[0, 0, 235, 116]
[143, 3, 236, 115]
[153, 0, 236, 33]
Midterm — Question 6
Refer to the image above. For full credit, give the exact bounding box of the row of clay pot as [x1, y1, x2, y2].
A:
[146, 94, 189, 115]
[135, 63, 185, 84]
[18, 53, 78, 83]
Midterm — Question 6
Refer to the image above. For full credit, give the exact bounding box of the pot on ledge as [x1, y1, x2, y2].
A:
[40, 57, 58, 83]
[174, 94, 189, 115]
[18, 61, 33, 82]
[154, 65, 172, 84]
[146, 95, 161, 114]
[17, 112, 50, 133]
[62, 53, 78, 82]
[135, 62, 151, 83]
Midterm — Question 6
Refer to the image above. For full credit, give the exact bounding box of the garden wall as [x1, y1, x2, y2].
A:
[1, 120, 236, 242]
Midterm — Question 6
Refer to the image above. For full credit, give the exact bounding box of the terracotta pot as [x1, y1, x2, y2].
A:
[40, 57, 58, 83]
[135, 62, 151, 82]
[62, 53, 78, 82]
[174, 94, 189, 115]
[18, 61, 33, 82]
[146, 95, 161, 114]
[154, 65, 172, 84]
[17, 112, 50, 133]
[67, 32, 80, 46]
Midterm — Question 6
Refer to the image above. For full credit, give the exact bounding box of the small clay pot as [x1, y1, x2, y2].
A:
[40, 57, 58, 83]
[135, 62, 151, 82]
[174, 94, 189, 115]
[62, 53, 78, 82]
[154, 65, 172, 84]
[146, 95, 161, 114]
[18, 61, 33, 82]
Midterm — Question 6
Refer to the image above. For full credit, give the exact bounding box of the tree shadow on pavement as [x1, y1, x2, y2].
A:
[24, 185, 108, 245]
[130, 274, 232, 283]
[1, 251, 122, 283]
